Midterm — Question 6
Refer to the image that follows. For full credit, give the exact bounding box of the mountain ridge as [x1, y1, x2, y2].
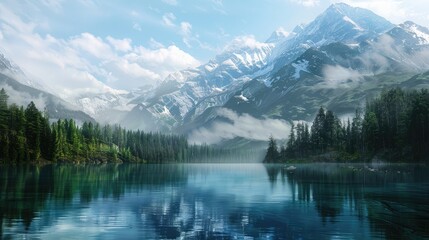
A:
[4, 2, 429, 145]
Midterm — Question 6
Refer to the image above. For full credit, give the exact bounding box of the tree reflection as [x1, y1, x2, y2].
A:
[0, 163, 428, 239]
[264, 163, 429, 238]
[0, 164, 188, 235]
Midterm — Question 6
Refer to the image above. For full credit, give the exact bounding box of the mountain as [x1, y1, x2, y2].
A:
[5, 2, 429, 145]
[389, 21, 429, 47]
[62, 2, 395, 132]
[120, 3, 400, 134]
[119, 36, 281, 131]
[0, 53, 95, 123]
[0, 53, 43, 89]
[269, 3, 394, 72]
[177, 5, 429, 142]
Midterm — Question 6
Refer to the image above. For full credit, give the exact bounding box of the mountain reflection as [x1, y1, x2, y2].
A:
[1, 163, 428, 239]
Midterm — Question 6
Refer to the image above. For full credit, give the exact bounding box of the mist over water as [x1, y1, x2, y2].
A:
[1, 163, 428, 239]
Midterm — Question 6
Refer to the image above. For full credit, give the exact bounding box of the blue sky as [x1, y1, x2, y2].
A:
[0, 0, 428, 98]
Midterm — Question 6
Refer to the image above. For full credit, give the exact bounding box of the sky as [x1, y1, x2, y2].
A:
[0, 0, 429, 99]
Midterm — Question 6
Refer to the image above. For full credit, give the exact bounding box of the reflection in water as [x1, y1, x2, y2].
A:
[0, 163, 428, 239]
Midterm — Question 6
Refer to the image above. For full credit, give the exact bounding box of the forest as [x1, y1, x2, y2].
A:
[0, 88, 240, 163]
[265, 88, 429, 163]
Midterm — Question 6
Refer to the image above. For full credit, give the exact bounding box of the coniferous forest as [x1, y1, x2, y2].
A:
[265, 88, 429, 163]
[0, 88, 239, 164]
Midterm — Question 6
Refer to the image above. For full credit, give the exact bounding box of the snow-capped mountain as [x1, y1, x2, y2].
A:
[387, 21, 429, 49]
[0, 52, 95, 123]
[119, 35, 283, 131]
[118, 2, 398, 132]
[5, 2, 429, 145]
[177, 5, 429, 141]
[0, 53, 42, 89]
[0, 53, 23, 75]
[269, 3, 393, 71]
[266, 28, 290, 44]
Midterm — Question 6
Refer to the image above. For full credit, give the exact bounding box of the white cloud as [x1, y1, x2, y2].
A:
[211, 0, 223, 7]
[322, 65, 363, 86]
[0, 3, 200, 99]
[132, 23, 142, 31]
[106, 36, 132, 52]
[128, 45, 200, 74]
[180, 21, 193, 47]
[224, 35, 272, 52]
[70, 32, 114, 60]
[180, 21, 192, 36]
[333, 0, 429, 25]
[162, 12, 176, 27]
[335, 0, 404, 23]
[189, 108, 291, 144]
[211, 0, 227, 14]
[149, 38, 165, 49]
[291, 0, 320, 7]
[40, 0, 64, 11]
[162, 0, 178, 5]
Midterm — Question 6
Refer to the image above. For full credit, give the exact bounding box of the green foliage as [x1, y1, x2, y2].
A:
[264, 136, 279, 163]
[0, 89, 230, 163]
[265, 88, 429, 163]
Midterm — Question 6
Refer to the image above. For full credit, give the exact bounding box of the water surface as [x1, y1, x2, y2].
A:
[1, 163, 428, 239]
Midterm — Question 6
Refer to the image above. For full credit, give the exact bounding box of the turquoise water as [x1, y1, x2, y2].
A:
[1, 163, 428, 239]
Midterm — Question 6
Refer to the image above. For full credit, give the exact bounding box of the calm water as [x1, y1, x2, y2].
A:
[1, 163, 429, 239]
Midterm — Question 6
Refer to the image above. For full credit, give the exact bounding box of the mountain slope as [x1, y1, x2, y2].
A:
[0, 53, 94, 123]
[0, 73, 95, 123]
[270, 3, 394, 72]
[183, 18, 429, 141]
[120, 36, 281, 131]
[120, 3, 395, 132]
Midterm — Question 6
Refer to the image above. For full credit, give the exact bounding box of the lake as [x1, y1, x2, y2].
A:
[1, 163, 428, 239]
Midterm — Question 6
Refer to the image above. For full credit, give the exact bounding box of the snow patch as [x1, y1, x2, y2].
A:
[342, 16, 363, 31]
[291, 60, 309, 79]
[161, 106, 172, 116]
[212, 87, 223, 93]
[408, 25, 429, 45]
[234, 93, 248, 102]
[205, 63, 218, 72]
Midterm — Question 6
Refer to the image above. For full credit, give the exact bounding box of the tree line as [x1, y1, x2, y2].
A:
[0, 88, 233, 163]
[264, 88, 429, 163]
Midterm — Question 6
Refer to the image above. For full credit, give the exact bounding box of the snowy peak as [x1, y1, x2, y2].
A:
[270, 2, 394, 72]
[399, 21, 429, 45]
[266, 28, 290, 43]
[0, 52, 44, 90]
[305, 2, 393, 41]
[386, 21, 429, 49]
[211, 36, 274, 74]
[0, 53, 24, 75]
[292, 24, 306, 35]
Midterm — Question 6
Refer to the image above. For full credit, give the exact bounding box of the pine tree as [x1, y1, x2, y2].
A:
[25, 102, 41, 161]
[264, 136, 279, 163]
[286, 123, 296, 157]
[0, 88, 9, 160]
[311, 107, 326, 153]
[363, 111, 379, 153]
[324, 110, 336, 149]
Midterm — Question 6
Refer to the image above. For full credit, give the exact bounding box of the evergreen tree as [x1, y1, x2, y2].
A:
[264, 136, 279, 163]
[0, 88, 9, 160]
[286, 123, 296, 157]
[25, 102, 41, 161]
[311, 107, 326, 153]
[363, 111, 379, 153]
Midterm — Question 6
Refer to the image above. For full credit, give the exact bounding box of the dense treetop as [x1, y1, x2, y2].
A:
[0, 88, 235, 163]
[264, 88, 429, 163]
